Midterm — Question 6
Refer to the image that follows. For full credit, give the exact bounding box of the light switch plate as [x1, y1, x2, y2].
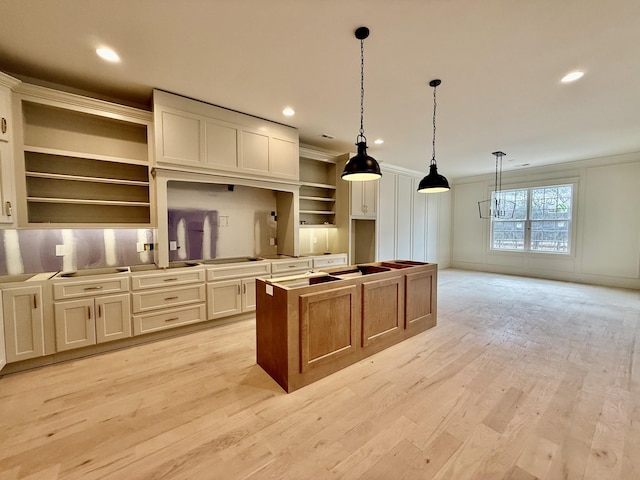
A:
[55, 245, 65, 256]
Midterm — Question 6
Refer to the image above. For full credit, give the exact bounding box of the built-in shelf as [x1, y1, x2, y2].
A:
[16, 89, 153, 226]
[299, 150, 338, 227]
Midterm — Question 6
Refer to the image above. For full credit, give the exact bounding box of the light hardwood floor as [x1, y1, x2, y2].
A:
[1, 269, 639, 479]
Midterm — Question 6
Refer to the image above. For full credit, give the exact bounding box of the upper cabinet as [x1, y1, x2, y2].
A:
[350, 180, 377, 218]
[13, 83, 154, 227]
[153, 90, 299, 182]
[0, 72, 20, 225]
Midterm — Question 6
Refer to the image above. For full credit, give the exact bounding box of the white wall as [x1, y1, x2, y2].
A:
[451, 152, 640, 289]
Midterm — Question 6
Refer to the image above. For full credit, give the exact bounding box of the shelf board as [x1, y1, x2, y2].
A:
[24, 145, 148, 166]
[26, 171, 149, 186]
[300, 210, 336, 215]
[299, 181, 336, 190]
[299, 196, 335, 202]
[300, 223, 337, 228]
[27, 197, 151, 207]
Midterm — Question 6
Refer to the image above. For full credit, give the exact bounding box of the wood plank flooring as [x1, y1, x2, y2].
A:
[1, 269, 639, 479]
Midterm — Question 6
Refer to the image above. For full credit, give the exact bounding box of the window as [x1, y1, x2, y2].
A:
[491, 184, 573, 253]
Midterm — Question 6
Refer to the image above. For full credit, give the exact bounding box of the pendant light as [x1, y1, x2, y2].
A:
[341, 26, 382, 182]
[478, 151, 515, 219]
[417, 79, 450, 193]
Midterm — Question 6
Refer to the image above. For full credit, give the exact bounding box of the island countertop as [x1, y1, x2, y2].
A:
[256, 260, 438, 392]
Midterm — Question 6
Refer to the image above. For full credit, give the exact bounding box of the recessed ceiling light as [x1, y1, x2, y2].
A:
[374, 139, 384, 145]
[561, 71, 584, 83]
[96, 47, 120, 63]
[282, 107, 295, 117]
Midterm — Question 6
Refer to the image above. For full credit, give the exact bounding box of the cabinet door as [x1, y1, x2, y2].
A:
[95, 293, 131, 343]
[0, 294, 6, 371]
[412, 178, 427, 262]
[350, 181, 365, 216]
[55, 298, 96, 351]
[0, 141, 15, 224]
[0, 86, 10, 143]
[241, 278, 257, 312]
[241, 130, 269, 175]
[377, 173, 397, 260]
[362, 181, 377, 218]
[2, 286, 44, 362]
[207, 280, 242, 319]
[270, 137, 298, 180]
[205, 119, 238, 170]
[396, 174, 413, 260]
[158, 109, 203, 165]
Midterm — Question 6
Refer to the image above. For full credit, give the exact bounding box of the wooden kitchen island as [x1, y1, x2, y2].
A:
[256, 260, 437, 392]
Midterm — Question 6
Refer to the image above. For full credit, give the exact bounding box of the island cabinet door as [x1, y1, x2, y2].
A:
[299, 285, 358, 373]
[404, 269, 436, 332]
[361, 276, 404, 349]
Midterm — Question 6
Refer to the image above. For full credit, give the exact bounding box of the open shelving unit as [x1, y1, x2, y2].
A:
[15, 88, 154, 226]
[299, 148, 337, 227]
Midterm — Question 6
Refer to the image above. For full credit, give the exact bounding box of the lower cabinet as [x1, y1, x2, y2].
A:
[205, 261, 271, 320]
[2, 285, 45, 362]
[54, 293, 131, 351]
[207, 277, 256, 319]
[130, 267, 206, 335]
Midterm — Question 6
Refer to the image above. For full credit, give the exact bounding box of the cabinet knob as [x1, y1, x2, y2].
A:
[1, 117, 6, 134]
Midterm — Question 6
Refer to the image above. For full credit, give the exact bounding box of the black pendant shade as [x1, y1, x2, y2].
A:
[417, 163, 450, 193]
[418, 78, 449, 193]
[341, 26, 381, 182]
[341, 141, 382, 181]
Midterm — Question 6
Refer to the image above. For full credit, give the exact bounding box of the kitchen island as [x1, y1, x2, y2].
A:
[256, 260, 437, 392]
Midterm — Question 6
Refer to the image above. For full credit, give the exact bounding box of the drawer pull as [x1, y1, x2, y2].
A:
[163, 277, 179, 282]
[164, 296, 179, 301]
[164, 317, 180, 323]
[288, 265, 295, 268]
[1, 117, 6, 134]
[84, 286, 103, 291]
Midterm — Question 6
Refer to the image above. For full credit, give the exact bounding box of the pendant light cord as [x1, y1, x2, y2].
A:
[431, 83, 437, 166]
[358, 37, 366, 143]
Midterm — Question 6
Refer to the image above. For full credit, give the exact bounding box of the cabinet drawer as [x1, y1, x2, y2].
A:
[270, 258, 313, 275]
[133, 304, 207, 335]
[131, 284, 205, 313]
[54, 277, 129, 300]
[206, 262, 271, 281]
[313, 254, 348, 269]
[131, 268, 205, 290]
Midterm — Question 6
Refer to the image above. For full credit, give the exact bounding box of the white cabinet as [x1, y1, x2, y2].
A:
[0, 141, 15, 223]
[270, 257, 313, 278]
[205, 261, 271, 319]
[130, 266, 207, 335]
[311, 254, 348, 269]
[377, 172, 397, 261]
[350, 180, 377, 218]
[54, 293, 130, 351]
[0, 74, 19, 225]
[154, 90, 299, 181]
[53, 276, 131, 352]
[396, 174, 413, 259]
[2, 285, 44, 362]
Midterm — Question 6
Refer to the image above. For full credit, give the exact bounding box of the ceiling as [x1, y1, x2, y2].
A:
[1, 0, 639, 180]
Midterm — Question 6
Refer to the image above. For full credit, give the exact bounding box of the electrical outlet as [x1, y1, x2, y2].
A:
[219, 216, 229, 227]
[55, 244, 65, 256]
[269, 237, 276, 246]
[136, 242, 144, 252]
[312, 236, 318, 245]
[169, 241, 178, 251]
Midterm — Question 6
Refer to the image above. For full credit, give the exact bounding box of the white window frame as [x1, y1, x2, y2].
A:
[489, 183, 576, 255]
